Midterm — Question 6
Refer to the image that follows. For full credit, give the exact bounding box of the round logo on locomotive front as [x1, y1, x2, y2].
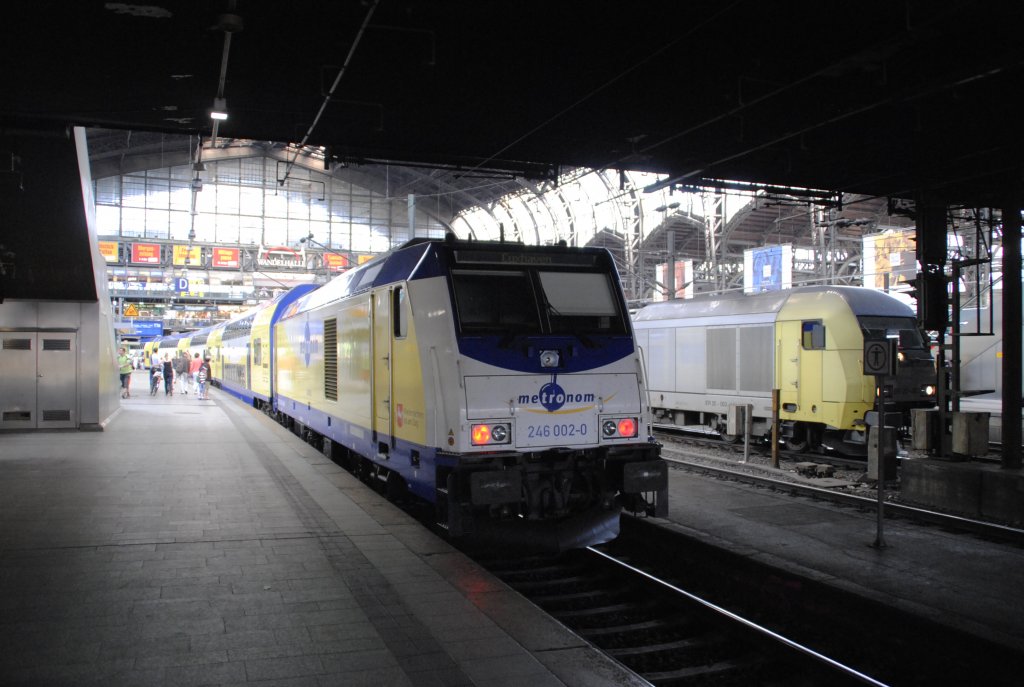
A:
[539, 381, 567, 412]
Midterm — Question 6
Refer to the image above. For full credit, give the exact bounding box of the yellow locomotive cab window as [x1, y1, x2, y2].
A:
[801, 321, 825, 350]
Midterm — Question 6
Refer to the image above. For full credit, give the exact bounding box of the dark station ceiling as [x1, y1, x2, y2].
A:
[1, 1, 1022, 303]
[3, 1, 1022, 203]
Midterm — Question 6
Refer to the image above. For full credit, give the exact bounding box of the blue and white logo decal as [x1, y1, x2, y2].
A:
[302, 321, 312, 367]
[520, 375, 597, 413]
[539, 380, 566, 412]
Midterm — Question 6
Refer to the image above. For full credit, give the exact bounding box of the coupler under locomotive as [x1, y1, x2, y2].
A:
[435, 445, 667, 551]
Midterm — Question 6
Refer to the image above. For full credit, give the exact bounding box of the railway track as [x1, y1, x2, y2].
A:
[477, 545, 879, 686]
[654, 425, 871, 471]
[663, 454, 1024, 547]
[471, 516, 1024, 687]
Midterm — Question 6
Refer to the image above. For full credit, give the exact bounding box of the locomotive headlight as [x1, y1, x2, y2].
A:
[471, 422, 511, 446]
[539, 349, 559, 368]
[602, 417, 639, 438]
[491, 424, 508, 442]
[472, 424, 491, 445]
[897, 351, 906, 363]
[617, 418, 637, 438]
[923, 384, 936, 396]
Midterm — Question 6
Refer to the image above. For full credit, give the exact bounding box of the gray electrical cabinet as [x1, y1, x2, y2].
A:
[0, 331, 78, 429]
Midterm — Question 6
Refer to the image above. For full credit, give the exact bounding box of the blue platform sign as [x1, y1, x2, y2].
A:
[133, 320, 164, 337]
[175, 277, 189, 293]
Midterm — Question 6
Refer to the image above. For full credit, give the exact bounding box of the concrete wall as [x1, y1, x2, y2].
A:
[902, 458, 1024, 525]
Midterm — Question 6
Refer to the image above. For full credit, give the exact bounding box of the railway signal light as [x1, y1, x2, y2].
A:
[907, 270, 949, 330]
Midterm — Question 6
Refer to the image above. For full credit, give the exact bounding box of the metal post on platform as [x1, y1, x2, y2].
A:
[742, 403, 753, 464]
[872, 375, 887, 549]
[771, 389, 780, 469]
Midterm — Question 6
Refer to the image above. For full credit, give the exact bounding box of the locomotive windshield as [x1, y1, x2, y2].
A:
[452, 268, 627, 336]
[858, 316, 926, 349]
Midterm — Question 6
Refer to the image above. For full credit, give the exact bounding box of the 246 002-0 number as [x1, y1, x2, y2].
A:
[527, 422, 589, 439]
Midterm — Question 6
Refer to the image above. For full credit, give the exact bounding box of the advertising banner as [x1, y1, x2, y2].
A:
[323, 253, 349, 272]
[744, 244, 792, 293]
[257, 244, 305, 269]
[211, 247, 240, 268]
[131, 242, 160, 265]
[98, 241, 119, 263]
[862, 228, 916, 289]
[172, 245, 202, 267]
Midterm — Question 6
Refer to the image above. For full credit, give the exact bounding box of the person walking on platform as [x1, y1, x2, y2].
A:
[162, 354, 175, 396]
[197, 357, 211, 400]
[150, 363, 162, 395]
[150, 348, 161, 389]
[174, 352, 189, 394]
[189, 353, 203, 393]
[118, 347, 133, 398]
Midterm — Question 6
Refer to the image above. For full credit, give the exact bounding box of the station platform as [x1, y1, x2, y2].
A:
[656, 454, 1024, 655]
[0, 371, 645, 687]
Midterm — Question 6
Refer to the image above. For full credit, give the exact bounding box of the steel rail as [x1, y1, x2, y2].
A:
[586, 546, 889, 686]
[664, 455, 1024, 546]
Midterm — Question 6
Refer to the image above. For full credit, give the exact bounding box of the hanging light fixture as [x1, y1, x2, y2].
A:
[210, 98, 228, 121]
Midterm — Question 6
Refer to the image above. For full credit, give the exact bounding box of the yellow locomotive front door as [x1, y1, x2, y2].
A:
[371, 289, 393, 447]
[777, 320, 802, 414]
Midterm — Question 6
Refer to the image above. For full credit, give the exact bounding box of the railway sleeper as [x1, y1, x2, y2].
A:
[581, 619, 697, 644]
[606, 633, 721, 659]
[644, 656, 762, 685]
[508, 573, 608, 591]
[533, 587, 627, 606]
[554, 601, 637, 620]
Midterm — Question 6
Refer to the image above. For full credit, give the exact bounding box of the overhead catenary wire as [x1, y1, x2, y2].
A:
[279, 0, 380, 188]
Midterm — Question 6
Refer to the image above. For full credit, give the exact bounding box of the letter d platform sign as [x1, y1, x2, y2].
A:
[175, 277, 189, 293]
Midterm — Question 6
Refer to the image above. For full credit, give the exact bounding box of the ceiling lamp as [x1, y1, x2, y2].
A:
[210, 98, 228, 121]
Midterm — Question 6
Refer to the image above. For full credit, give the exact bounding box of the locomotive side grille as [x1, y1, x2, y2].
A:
[706, 327, 737, 391]
[739, 325, 773, 392]
[324, 318, 338, 401]
[42, 410, 71, 422]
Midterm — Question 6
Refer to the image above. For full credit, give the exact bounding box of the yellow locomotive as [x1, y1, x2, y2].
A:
[633, 286, 936, 453]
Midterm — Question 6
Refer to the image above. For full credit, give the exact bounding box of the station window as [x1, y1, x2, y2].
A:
[801, 321, 825, 350]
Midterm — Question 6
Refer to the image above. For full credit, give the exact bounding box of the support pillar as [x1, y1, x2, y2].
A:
[1001, 194, 1022, 469]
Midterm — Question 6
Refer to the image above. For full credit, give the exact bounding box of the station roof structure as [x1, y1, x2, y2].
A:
[4, 2, 1022, 204]
[1, 2, 1021, 302]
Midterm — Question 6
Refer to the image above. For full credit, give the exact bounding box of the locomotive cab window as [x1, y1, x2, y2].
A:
[451, 267, 627, 336]
[253, 338, 262, 366]
[858, 316, 926, 349]
[452, 270, 541, 333]
[801, 321, 825, 349]
[537, 271, 626, 334]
